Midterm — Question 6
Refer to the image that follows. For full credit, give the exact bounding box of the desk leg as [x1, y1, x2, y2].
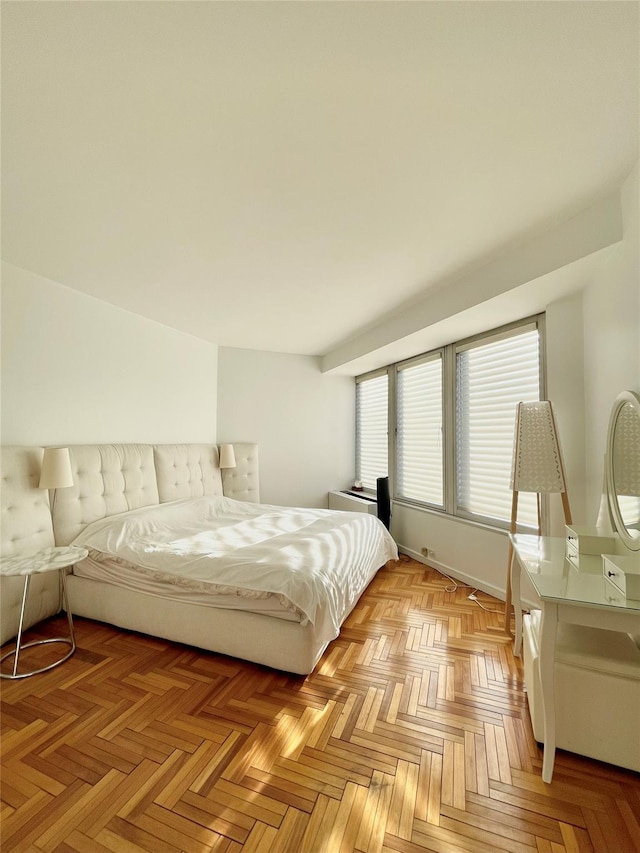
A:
[1, 569, 76, 680]
[505, 543, 513, 638]
[510, 548, 522, 657]
[539, 602, 558, 784]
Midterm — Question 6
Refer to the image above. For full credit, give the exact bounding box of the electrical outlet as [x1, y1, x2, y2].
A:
[421, 547, 429, 557]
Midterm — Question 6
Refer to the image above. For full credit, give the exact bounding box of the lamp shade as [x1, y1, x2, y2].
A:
[39, 447, 74, 489]
[219, 444, 236, 469]
[510, 401, 566, 494]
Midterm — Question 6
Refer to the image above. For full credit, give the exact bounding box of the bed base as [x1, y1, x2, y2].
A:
[66, 575, 327, 675]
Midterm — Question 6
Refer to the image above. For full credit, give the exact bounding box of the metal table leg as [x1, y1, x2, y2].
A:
[0, 570, 76, 679]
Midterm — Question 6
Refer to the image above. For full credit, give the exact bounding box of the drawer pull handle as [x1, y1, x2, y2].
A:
[607, 570, 616, 577]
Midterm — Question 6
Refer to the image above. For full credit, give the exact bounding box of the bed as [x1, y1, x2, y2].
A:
[1, 443, 397, 674]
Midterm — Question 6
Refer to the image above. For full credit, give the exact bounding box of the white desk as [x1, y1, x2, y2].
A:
[510, 534, 640, 783]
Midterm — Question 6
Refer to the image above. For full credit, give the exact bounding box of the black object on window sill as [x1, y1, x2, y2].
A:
[377, 477, 391, 530]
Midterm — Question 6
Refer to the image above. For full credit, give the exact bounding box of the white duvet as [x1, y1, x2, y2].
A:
[71, 496, 398, 641]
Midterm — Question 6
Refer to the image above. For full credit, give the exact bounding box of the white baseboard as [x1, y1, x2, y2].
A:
[396, 544, 538, 613]
[398, 545, 505, 600]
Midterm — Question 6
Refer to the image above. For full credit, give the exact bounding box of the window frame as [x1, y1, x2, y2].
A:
[355, 314, 546, 532]
[394, 349, 445, 511]
[355, 367, 390, 495]
[452, 319, 544, 529]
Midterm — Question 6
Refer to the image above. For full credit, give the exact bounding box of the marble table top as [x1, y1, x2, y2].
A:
[0, 545, 89, 577]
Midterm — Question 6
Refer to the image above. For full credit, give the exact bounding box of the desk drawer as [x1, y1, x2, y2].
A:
[566, 543, 580, 570]
[565, 526, 616, 560]
[603, 554, 640, 599]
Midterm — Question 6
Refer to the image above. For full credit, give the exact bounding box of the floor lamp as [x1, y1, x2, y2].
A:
[504, 401, 572, 635]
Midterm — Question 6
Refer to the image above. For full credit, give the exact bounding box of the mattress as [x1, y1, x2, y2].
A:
[73, 553, 301, 621]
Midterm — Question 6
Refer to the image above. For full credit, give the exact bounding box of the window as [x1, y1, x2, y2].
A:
[355, 372, 388, 491]
[355, 317, 543, 530]
[455, 325, 540, 527]
[396, 353, 443, 507]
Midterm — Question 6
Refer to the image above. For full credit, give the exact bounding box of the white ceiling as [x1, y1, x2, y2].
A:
[2, 1, 638, 361]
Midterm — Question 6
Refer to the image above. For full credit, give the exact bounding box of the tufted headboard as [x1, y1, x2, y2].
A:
[221, 443, 260, 503]
[154, 444, 223, 502]
[52, 445, 160, 546]
[51, 442, 260, 546]
[1, 446, 54, 557]
[152, 442, 259, 504]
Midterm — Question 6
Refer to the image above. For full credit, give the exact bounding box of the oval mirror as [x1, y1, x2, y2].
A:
[606, 390, 640, 551]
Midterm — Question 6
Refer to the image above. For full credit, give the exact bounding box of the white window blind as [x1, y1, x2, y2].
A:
[397, 355, 443, 506]
[356, 373, 388, 491]
[456, 327, 540, 527]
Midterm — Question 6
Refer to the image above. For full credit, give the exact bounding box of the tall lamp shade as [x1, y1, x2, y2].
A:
[219, 444, 236, 469]
[510, 401, 566, 494]
[39, 447, 74, 490]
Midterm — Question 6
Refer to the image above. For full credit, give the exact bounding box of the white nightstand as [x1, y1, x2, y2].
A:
[0, 545, 88, 679]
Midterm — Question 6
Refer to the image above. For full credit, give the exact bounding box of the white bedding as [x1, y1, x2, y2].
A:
[71, 496, 397, 645]
[73, 553, 302, 620]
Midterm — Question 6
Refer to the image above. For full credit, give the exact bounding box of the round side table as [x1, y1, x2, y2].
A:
[0, 545, 89, 679]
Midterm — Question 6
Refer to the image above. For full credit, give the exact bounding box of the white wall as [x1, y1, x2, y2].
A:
[545, 291, 586, 532]
[1, 262, 218, 445]
[217, 347, 354, 508]
[583, 163, 640, 523]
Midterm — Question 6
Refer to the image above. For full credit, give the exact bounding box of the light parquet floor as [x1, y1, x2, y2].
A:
[2, 556, 639, 853]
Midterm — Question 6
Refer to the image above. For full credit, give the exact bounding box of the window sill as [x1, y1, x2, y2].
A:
[391, 498, 536, 538]
[340, 489, 377, 503]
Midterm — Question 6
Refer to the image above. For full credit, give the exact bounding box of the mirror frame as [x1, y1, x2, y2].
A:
[606, 390, 640, 552]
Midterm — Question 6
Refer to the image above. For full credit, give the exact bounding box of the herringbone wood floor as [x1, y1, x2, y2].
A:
[2, 556, 639, 853]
